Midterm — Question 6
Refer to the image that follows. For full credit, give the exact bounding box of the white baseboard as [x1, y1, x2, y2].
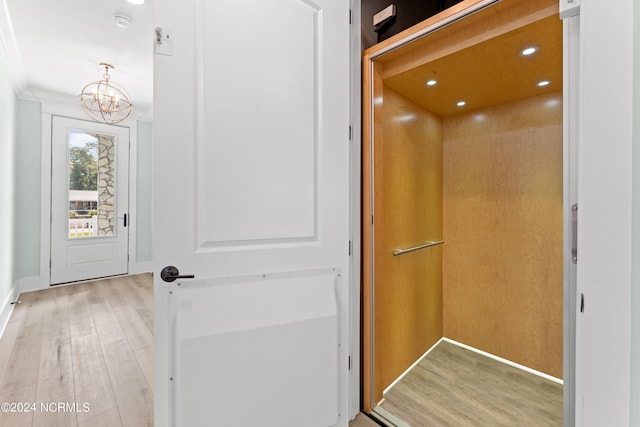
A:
[18, 270, 154, 294]
[17, 275, 43, 293]
[443, 338, 564, 385]
[0, 284, 19, 338]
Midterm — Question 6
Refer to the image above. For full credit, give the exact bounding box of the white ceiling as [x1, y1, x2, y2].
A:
[2, 0, 153, 118]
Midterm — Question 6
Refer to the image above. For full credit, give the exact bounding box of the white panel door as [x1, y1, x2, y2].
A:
[50, 116, 129, 284]
[153, 0, 350, 426]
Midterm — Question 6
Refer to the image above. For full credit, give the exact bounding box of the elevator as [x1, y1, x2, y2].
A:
[362, 0, 568, 423]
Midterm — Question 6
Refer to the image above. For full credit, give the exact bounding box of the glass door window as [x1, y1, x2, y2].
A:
[67, 129, 116, 239]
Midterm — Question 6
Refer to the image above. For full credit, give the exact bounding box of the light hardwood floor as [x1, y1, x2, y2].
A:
[0, 274, 153, 427]
[379, 340, 563, 426]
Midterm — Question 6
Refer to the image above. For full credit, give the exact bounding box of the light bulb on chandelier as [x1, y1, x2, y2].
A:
[80, 63, 133, 124]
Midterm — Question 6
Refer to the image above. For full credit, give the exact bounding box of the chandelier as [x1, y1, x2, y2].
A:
[80, 63, 133, 124]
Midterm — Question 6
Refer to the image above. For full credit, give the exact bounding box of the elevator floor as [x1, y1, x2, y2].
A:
[378, 340, 563, 426]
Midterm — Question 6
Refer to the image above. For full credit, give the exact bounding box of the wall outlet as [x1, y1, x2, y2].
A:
[373, 5, 396, 27]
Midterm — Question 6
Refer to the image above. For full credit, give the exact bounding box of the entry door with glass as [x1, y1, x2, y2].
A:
[50, 116, 129, 284]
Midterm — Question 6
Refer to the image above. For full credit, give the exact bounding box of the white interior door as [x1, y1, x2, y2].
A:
[153, 1, 351, 426]
[50, 116, 129, 284]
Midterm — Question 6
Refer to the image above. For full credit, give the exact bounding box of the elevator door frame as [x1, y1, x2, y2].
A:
[361, 0, 577, 422]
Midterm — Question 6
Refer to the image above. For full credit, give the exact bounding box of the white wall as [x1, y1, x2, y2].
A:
[0, 43, 19, 330]
[136, 121, 153, 263]
[15, 99, 41, 278]
[579, 0, 634, 425]
[631, 0, 640, 424]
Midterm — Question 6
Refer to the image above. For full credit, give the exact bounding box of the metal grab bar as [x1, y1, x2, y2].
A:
[393, 240, 444, 256]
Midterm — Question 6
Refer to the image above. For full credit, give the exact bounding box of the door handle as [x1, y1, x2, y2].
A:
[160, 265, 195, 282]
[124, 213, 127, 227]
[571, 203, 577, 264]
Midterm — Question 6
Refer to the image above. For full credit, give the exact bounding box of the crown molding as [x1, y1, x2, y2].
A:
[22, 86, 153, 123]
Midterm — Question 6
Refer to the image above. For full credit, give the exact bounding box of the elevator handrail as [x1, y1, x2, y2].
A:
[392, 240, 444, 256]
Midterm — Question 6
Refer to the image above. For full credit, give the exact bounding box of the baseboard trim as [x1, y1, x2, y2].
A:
[443, 337, 564, 385]
[17, 276, 42, 293]
[130, 262, 154, 275]
[19, 272, 154, 294]
[371, 406, 410, 427]
[0, 284, 19, 338]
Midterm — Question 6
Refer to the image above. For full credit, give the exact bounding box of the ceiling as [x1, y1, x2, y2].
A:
[1, 1, 560, 121]
[1, 0, 153, 118]
[383, 15, 563, 117]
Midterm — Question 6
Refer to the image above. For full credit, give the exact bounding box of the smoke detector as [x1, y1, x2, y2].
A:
[113, 14, 133, 29]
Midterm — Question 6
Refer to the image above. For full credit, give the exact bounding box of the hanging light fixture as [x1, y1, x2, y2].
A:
[80, 63, 133, 124]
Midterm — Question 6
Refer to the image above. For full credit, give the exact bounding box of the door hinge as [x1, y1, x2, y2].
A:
[580, 293, 584, 313]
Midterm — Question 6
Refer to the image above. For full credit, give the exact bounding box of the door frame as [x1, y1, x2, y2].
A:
[36, 100, 140, 292]
[349, 0, 363, 419]
[562, 13, 579, 426]
[49, 115, 130, 284]
[361, 0, 575, 416]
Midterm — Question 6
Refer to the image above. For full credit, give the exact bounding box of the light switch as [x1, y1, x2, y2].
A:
[154, 27, 173, 56]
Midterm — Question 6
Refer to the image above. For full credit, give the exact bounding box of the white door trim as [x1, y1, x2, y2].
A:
[573, 0, 634, 424]
[37, 101, 139, 292]
[349, 0, 362, 420]
[562, 13, 579, 426]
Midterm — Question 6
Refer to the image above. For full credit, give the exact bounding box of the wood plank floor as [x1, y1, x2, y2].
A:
[0, 274, 153, 427]
[379, 340, 563, 426]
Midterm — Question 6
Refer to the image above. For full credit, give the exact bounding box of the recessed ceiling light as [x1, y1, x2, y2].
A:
[457, 101, 466, 107]
[521, 46, 538, 56]
[538, 80, 551, 87]
[126, 0, 144, 4]
[426, 79, 437, 86]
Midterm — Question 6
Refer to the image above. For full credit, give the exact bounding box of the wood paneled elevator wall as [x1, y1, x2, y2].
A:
[442, 92, 563, 379]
